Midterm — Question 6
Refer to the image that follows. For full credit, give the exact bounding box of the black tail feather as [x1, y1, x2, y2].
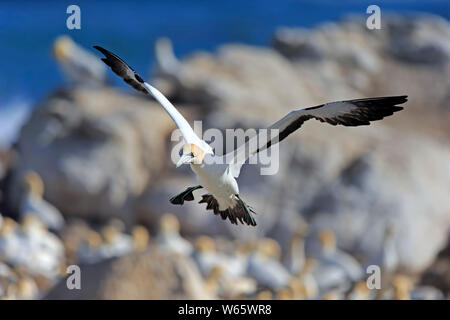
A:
[199, 194, 257, 227]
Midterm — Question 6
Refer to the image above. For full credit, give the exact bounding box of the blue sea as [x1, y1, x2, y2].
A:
[0, 0, 448, 145]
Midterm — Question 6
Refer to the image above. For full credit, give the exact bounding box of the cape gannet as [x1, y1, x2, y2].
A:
[54, 36, 106, 87]
[20, 171, 65, 231]
[94, 46, 407, 227]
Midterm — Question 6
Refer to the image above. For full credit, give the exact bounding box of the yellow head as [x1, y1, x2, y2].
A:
[276, 287, 294, 300]
[23, 171, 44, 198]
[318, 228, 337, 252]
[177, 143, 206, 167]
[257, 238, 282, 259]
[21, 214, 46, 232]
[0, 217, 18, 236]
[256, 290, 273, 300]
[132, 225, 149, 251]
[86, 230, 103, 249]
[195, 236, 216, 253]
[101, 226, 119, 245]
[160, 213, 180, 233]
[53, 35, 74, 61]
[207, 266, 224, 280]
[393, 275, 413, 300]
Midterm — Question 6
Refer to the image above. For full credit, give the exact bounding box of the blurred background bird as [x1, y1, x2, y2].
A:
[20, 171, 65, 232]
[53, 35, 107, 87]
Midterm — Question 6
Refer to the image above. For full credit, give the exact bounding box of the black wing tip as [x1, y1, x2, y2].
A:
[93, 45, 147, 91]
[365, 95, 408, 105]
[93, 45, 109, 56]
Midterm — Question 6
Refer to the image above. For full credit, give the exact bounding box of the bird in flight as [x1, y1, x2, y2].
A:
[94, 46, 407, 227]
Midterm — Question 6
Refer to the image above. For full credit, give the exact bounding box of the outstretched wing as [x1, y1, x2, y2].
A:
[226, 96, 407, 177]
[93, 46, 213, 154]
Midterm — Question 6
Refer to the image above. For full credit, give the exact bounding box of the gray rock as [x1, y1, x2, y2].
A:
[9, 88, 176, 221]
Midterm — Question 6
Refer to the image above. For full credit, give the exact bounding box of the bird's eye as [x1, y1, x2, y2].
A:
[179, 148, 183, 157]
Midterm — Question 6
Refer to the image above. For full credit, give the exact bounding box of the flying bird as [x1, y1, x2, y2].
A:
[93, 45, 407, 227]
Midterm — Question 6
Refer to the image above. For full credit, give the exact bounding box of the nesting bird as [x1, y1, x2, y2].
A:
[53, 35, 106, 86]
[156, 214, 193, 256]
[192, 236, 243, 278]
[204, 265, 257, 299]
[20, 215, 65, 279]
[0, 217, 29, 267]
[310, 229, 362, 292]
[364, 222, 399, 279]
[20, 171, 65, 231]
[247, 238, 291, 290]
[99, 219, 133, 259]
[78, 221, 133, 264]
[77, 230, 105, 263]
[291, 258, 319, 299]
[347, 281, 376, 300]
[284, 221, 308, 275]
[132, 225, 150, 251]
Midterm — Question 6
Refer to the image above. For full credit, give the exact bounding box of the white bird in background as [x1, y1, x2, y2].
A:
[155, 37, 182, 76]
[20, 171, 65, 231]
[94, 46, 407, 227]
[247, 238, 291, 290]
[284, 221, 308, 275]
[54, 36, 106, 87]
[156, 213, 193, 256]
[192, 236, 241, 278]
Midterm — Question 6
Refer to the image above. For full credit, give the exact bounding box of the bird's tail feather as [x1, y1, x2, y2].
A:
[199, 194, 257, 227]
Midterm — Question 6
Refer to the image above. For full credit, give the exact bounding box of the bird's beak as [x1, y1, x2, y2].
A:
[176, 154, 194, 167]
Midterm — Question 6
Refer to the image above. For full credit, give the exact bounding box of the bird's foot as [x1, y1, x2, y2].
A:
[170, 185, 203, 205]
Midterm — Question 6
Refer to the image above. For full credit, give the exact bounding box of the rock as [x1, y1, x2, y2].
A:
[8, 88, 176, 221]
[44, 246, 212, 299]
[384, 15, 450, 66]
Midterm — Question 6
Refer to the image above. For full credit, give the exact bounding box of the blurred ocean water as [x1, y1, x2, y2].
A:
[0, 0, 448, 144]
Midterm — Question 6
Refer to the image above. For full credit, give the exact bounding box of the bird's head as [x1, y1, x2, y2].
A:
[195, 236, 216, 253]
[21, 214, 46, 233]
[86, 230, 103, 250]
[257, 238, 281, 260]
[23, 171, 44, 198]
[160, 213, 180, 233]
[393, 275, 413, 300]
[0, 217, 18, 237]
[177, 143, 206, 167]
[132, 225, 149, 251]
[53, 35, 74, 61]
[318, 228, 337, 253]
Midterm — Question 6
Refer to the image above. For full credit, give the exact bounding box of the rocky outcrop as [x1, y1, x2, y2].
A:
[44, 246, 211, 299]
[8, 88, 178, 221]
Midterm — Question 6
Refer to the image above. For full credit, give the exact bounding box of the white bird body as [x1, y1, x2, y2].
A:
[94, 45, 407, 227]
[191, 161, 239, 211]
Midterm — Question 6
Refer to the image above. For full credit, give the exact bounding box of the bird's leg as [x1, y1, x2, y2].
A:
[235, 194, 257, 226]
[170, 185, 203, 205]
